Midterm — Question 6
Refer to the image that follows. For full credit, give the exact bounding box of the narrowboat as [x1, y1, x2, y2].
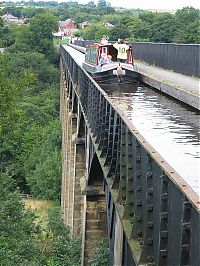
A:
[82, 43, 139, 84]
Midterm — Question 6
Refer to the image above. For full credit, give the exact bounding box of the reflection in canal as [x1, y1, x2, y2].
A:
[102, 83, 200, 196]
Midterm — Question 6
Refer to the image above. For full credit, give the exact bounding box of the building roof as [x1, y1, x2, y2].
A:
[82, 21, 89, 25]
[59, 19, 76, 28]
[53, 32, 64, 37]
[2, 13, 18, 20]
[105, 22, 114, 28]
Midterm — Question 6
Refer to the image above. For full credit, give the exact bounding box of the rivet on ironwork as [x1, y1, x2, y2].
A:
[136, 156, 141, 162]
[184, 201, 192, 209]
[183, 222, 191, 231]
[161, 231, 168, 238]
[147, 222, 153, 228]
[181, 244, 190, 253]
[129, 211, 134, 217]
[147, 238, 153, 245]
[129, 201, 134, 206]
[161, 175, 168, 182]
[139, 240, 143, 246]
[162, 193, 168, 200]
[122, 195, 126, 200]
[161, 212, 168, 219]
[136, 217, 142, 222]
[129, 189, 134, 193]
[160, 249, 168, 257]
[147, 205, 153, 212]
[136, 200, 142, 207]
[147, 171, 153, 178]
[147, 256, 154, 262]
[147, 188, 153, 195]
[128, 166, 133, 170]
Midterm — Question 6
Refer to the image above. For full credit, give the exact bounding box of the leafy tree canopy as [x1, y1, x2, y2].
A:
[97, 0, 107, 7]
[0, 173, 45, 265]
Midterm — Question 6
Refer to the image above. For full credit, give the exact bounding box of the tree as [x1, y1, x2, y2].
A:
[20, 13, 59, 62]
[87, 1, 96, 7]
[0, 17, 3, 30]
[89, 237, 110, 266]
[2, 6, 22, 17]
[150, 13, 177, 43]
[0, 173, 45, 265]
[82, 22, 110, 40]
[0, 50, 60, 196]
[127, 17, 151, 42]
[21, 7, 46, 18]
[45, 206, 81, 265]
[0, 23, 17, 47]
[109, 22, 131, 41]
[97, 0, 107, 7]
[173, 7, 200, 43]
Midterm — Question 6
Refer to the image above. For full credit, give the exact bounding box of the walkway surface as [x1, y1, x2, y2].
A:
[136, 60, 200, 110]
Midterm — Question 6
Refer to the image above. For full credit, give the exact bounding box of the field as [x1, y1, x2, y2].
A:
[23, 198, 53, 228]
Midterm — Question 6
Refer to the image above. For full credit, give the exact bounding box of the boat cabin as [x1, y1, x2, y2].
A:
[85, 43, 134, 66]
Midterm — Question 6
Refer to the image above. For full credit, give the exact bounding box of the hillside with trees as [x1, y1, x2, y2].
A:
[1, 1, 199, 44]
[0, 10, 81, 265]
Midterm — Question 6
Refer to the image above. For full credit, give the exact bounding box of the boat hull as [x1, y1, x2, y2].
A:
[82, 62, 139, 85]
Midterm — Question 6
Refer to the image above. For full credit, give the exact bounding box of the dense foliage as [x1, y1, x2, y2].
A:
[1, 2, 199, 44]
[89, 237, 110, 266]
[0, 173, 44, 265]
[0, 13, 61, 199]
[46, 207, 81, 266]
[0, 175, 81, 264]
[0, 10, 81, 264]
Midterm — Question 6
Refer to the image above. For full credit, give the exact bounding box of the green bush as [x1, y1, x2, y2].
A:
[89, 237, 110, 266]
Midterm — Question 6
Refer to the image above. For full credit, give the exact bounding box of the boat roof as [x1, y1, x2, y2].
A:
[86, 43, 112, 48]
[86, 43, 132, 49]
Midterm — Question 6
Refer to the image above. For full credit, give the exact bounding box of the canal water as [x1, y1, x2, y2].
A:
[102, 83, 200, 196]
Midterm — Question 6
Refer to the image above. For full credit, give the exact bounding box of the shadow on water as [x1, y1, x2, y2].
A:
[101, 82, 200, 195]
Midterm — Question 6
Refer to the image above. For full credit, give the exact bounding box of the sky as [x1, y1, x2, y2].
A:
[67, 0, 200, 10]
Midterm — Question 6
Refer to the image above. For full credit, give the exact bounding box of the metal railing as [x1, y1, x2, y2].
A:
[61, 45, 200, 266]
[74, 40, 200, 77]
